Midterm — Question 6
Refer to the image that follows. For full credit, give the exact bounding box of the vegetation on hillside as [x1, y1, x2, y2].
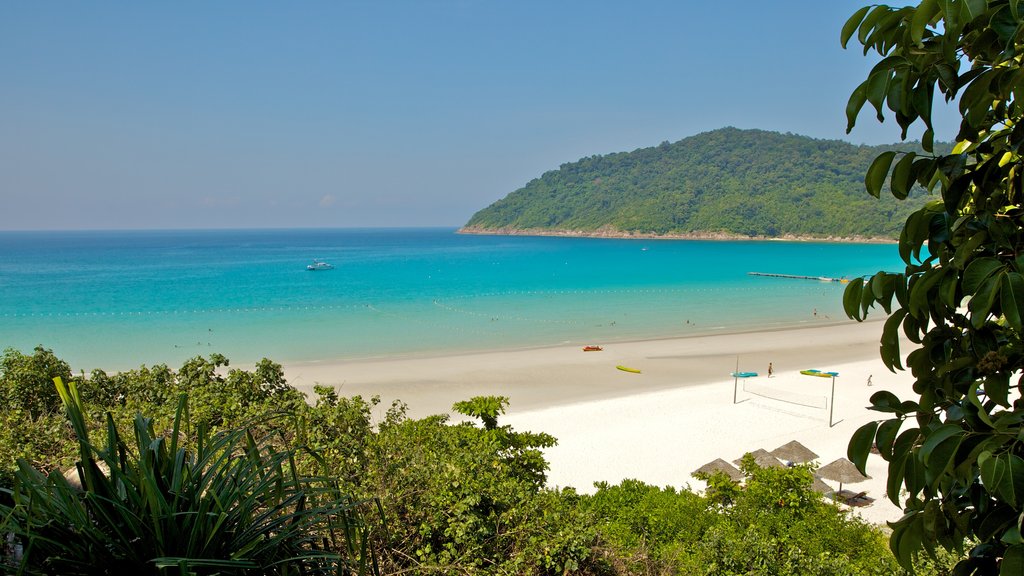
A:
[842, 1, 1024, 574]
[465, 128, 944, 239]
[0, 346, 959, 574]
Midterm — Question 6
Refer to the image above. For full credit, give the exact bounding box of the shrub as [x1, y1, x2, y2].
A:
[0, 378, 376, 575]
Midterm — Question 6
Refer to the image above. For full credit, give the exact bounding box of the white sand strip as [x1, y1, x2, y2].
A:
[283, 319, 914, 525]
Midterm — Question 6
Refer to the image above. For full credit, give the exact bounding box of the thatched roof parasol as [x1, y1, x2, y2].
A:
[733, 448, 784, 469]
[817, 457, 870, 493]
[692, 458, 744, 481]
[810, 475, 834, 495]
[770, 440, 819, 464]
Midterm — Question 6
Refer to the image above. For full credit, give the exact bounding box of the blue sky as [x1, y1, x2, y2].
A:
[1, 1, 957, 230]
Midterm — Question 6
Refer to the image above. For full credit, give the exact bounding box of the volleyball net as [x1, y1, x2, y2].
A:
[741, 379, 828, 410]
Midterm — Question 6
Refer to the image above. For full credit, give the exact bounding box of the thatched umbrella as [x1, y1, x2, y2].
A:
[770, 440, 819, 464]
[810, 475, 834, 495]
[817, 457, 871, 494]
[692, 458, 744, 481]
[733, 448, 784, 469]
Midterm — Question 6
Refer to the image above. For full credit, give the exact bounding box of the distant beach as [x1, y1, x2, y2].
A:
[457, 225, 898, 244]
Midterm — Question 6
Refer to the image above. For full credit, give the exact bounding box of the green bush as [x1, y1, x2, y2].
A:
[0, 348, 965, 574]
[1, 378, 375, 575]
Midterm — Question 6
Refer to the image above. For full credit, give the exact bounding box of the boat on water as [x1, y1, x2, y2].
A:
[306, 259, 334, 271]
[583, 345, 603, 352]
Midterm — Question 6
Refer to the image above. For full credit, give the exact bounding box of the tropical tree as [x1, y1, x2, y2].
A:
[842, 2, 1024, 574]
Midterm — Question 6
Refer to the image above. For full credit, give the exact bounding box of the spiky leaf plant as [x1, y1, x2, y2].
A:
[0, 377, 377, 575]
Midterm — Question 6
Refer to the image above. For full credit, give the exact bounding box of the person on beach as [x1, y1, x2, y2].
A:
[768, 362, 773, 378]
[867, 374, 873, 386]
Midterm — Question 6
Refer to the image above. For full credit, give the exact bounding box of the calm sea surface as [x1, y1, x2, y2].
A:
[0, 228, 904, 371]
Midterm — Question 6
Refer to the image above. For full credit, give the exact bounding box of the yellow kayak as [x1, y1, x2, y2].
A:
[800, 369, 838, 378]
[616, 365, 641, 374]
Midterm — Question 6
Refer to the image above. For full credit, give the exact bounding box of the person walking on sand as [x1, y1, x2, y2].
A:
[867, 374, 873, 386]
[768, 362, 773, 378]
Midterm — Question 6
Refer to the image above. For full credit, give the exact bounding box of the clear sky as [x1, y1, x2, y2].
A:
[1, 1, 957, 231]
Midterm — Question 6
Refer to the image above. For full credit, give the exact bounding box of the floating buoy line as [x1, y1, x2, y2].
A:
[1, 284, 839, 323]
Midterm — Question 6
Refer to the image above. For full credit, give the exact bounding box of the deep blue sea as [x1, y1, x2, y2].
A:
[0, 228, 904, 371]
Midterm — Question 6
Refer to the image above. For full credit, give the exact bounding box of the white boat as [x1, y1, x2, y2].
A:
[306, 259, 334, 271]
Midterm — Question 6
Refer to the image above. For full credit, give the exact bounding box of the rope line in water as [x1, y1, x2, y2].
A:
[1, 285, 840, 320]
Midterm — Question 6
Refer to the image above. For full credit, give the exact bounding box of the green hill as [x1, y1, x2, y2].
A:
[462, 127, 937, 240]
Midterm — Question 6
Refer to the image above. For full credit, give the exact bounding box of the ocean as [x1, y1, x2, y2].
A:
[0, 228, 904, 372]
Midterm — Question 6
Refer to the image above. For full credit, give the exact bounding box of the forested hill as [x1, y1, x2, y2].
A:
[462, 127, 938, 240]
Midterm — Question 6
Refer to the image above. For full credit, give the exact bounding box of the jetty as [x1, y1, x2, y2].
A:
[748, 272, 847, 283]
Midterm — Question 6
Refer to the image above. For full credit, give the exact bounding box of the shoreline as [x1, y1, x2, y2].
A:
[457, 225, 897, 244]
[283, 318, 892, 418]
[283, 318, 912, 524]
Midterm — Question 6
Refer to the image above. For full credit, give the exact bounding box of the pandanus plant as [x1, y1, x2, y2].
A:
[1, 377, 379, 575]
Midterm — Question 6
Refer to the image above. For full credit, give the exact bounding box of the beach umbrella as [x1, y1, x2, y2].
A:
[770, 440, 819, 464]
[733, 448, 784, 469]
[817, 457, 870, 494]
[692, 458, 744, 481]
[810, 475, 833, 495]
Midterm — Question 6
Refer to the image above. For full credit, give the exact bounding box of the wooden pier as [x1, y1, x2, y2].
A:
[748, 272, 847, 283]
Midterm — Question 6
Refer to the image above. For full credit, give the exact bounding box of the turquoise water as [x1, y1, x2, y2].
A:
[0, 228, 904, 371]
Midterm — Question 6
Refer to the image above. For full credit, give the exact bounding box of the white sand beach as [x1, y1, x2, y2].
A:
[284, 319, 914, 525]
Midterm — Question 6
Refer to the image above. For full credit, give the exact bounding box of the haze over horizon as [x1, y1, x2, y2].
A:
[2, 1, 960, 231]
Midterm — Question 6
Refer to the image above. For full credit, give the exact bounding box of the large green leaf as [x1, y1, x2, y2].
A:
[890, 513, 924, 570]
[881, 309, 907, 371]
[909, 270, 942, 321]
[866, 150, 897, 198]
[842, 6, 873, 49]
[985, 372, 1012, 409]
[919, 424, 963, 466]
[891, 152, 918, 199]
[961, 0, 986, 20]
[876, 418, 903, 460]
[921, 426, 964, 488]
[911, 0, 939, 45]
[849, 421, 879, 473]
[869, 390, 904, 412]
[1001, 271, 1024, 332]
[970, 276, 1001, 328]
[938, 268, 959, 310]
[1003, 544, 1024, 575]
[846, 81, 869, 133]
[981, 454, 1024, 507]
[858, 5, 890, 47]
[844, 277, 866, 319]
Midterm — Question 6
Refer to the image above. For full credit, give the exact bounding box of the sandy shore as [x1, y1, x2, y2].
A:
[457, 225, 896, 244]
[284, 319, 913, 525]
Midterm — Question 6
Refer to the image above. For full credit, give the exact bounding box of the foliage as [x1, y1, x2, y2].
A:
[363, 397, 575, 573]
[453, 395, 509, 430]
[585, 479, 711, 574]
[0, 378, 375, 576]
[0, 347, 960, 574]
[0, 347, 79, 486]
[0, 346, 72, 420]
[465, 128, 945, 239]
[585, 464, 905, 576]
[842, 2, 1024, 573]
